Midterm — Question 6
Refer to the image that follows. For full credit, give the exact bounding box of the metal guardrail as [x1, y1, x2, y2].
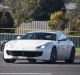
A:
[0, 33, 19, 41]
[68, 36, 80, 48]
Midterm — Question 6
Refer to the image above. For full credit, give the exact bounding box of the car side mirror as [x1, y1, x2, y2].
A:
[17, 36, 21, 39]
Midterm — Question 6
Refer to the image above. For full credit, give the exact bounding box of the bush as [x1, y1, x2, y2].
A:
[48, 11, 68, 30]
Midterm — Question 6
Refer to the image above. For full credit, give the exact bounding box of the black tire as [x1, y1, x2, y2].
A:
[50, 47, 57, 64]
[4, 59, 16, 63]
[65, 47, 75, 63]
[1, 42, 6, 51]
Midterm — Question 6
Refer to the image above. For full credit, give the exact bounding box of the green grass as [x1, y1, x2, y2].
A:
[76, 48, 80, 56]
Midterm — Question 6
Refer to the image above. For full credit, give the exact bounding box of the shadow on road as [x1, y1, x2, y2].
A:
[14, 61, 80, 65]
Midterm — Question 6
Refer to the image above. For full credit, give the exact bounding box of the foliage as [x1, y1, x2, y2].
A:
[64, 0, 80, 35]
[0, 0, 3, 3]
[4, 0, 16, 8]
[48, 11, 68, 30]
[4, 0, 66, 26]
[77, 0, 80, 15]
[13, 0, 37, 25]
[76, 48, 80, 56]
[76, 18, 80, 26]
[30, 0, 66, 20]
[0, 11, 14, 33]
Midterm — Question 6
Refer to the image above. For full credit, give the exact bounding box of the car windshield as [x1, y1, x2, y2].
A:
[21, 33, 56, 40]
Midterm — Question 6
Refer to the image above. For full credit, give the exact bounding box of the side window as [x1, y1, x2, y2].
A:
[39, 33, 56, 40]
[22, 33, 33, 39]
[58, 33, 67, 41]
[31, 33, 39, 39]
[44, 34, 56, 40]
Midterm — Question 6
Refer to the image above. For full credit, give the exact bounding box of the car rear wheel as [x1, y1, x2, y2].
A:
[65, 47, 75, 63]
[4, 59, 16, 63]
[50, 47, 57, 64]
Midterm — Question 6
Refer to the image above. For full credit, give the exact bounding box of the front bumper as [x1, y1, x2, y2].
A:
[7, 50, 43, 57]
[4, 47, 52, 61]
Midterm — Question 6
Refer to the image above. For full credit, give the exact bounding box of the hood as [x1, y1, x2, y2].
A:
[6, 40, 53, 50]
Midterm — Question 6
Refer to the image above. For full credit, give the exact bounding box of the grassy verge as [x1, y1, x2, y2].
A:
[76, 48, 80, 56]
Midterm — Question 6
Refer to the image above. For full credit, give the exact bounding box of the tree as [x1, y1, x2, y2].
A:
[12, 0, 66, 25]
[13, 0, 37, 25]
[0, 0, 3, 3]
[0, 11, 14, 33]
[3, 0, 66, 26]
[48, 11, 68, 30]
[30, 0, 66, 20]
[77, 0, 80, 15]
[4, 0, 16, 8]
[69, 0, 80, 35]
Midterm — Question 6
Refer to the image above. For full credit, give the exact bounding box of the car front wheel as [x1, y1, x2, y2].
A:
[1, 42, 6, 51]
[50, 47, 57, 64]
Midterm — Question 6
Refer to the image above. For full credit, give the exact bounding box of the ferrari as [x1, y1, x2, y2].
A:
[3, 31, 76, 63]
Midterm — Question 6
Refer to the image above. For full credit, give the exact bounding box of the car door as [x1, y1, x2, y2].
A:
[57, 33, 68, 59]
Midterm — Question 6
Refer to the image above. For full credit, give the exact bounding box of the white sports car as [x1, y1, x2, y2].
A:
[3, 31, 76, 63]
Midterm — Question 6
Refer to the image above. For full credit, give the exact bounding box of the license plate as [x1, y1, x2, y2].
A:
[17, 56, 27, 59]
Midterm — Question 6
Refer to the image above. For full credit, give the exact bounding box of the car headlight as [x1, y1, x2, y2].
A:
[5, 41, 16, 48]
[36, 43, 50, 49]
[5, 42, 13, 48]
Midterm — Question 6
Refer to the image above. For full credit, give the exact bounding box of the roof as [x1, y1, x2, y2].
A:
[27, 30, 63, 35]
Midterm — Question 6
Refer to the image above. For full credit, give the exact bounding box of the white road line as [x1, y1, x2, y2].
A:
[0, 73, 52, 75]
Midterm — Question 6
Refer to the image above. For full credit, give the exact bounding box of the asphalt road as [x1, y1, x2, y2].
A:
[0, 52, 80, 75]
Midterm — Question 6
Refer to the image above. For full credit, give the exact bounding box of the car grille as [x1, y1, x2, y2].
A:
[7, 50, 43, 57]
